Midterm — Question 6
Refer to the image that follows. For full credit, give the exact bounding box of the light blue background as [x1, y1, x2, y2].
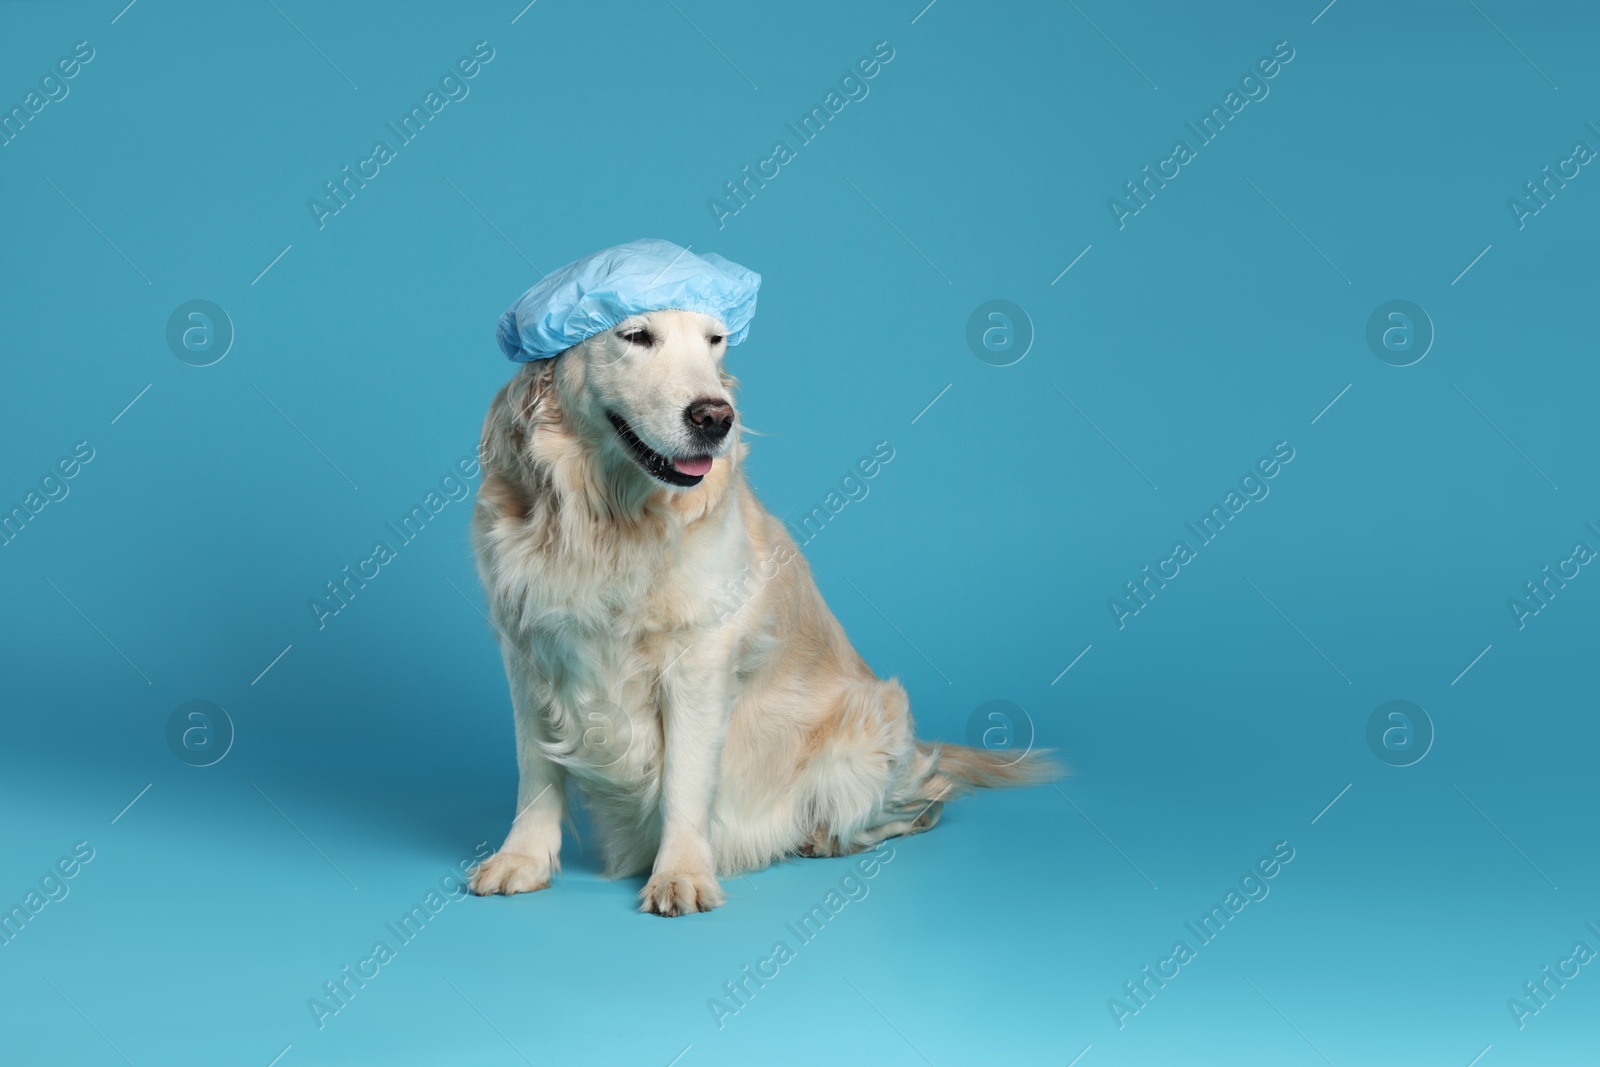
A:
[2, 1, 1596, 1064]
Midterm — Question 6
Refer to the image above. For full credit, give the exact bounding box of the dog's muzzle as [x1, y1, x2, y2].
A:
[607, 412, 713, 488]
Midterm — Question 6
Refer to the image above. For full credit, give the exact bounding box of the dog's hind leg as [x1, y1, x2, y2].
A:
[799, 680, 1063, 858]
[799, 795, 944, 857]
[794, 677, 933, 858]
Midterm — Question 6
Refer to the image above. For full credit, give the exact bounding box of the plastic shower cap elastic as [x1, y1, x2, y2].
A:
[496, 238, 761, 362]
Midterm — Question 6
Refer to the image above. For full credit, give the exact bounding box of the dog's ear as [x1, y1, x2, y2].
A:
[513, 358, 557, 424]
[480, 358, 556, 475]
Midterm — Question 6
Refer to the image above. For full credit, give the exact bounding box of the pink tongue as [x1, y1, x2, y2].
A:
[673, 456, 713, 477]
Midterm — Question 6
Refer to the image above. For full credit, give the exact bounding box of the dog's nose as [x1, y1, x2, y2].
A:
[685, 398, 734, 443]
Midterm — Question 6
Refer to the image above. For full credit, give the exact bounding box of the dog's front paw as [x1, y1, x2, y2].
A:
[639, 867, 724, 916]
[469, 851, 553, 896]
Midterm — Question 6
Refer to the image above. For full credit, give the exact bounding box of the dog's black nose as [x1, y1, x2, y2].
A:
[685, 399, 734, 443]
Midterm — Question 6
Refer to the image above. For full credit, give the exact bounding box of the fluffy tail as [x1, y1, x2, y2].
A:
[914, 741, 1064, 801]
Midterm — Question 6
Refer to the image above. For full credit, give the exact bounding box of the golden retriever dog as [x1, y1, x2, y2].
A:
[467, 309, 1055, 915]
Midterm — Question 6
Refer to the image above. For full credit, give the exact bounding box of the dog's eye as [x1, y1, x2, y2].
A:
[618, 327, 655, 347]
[707, 334, 725, 346]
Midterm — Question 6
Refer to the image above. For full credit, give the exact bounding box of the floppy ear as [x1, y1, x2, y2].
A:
[480, 358, 556, 475]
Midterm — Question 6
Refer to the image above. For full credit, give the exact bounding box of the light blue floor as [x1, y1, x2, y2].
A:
[4, 0, 1598, 1063]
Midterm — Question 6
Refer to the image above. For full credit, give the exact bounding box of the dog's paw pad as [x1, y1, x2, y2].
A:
[639, 869, 724, 916]
[469, 851, 552, 896]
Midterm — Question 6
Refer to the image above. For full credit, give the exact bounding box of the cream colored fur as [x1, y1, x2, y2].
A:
[467, 310, 1054, 915]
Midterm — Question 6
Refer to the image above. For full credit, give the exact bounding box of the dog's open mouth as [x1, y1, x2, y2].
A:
[607, 412, 712, 488]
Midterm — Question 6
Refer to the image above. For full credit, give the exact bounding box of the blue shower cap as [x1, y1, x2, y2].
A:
[497, 238, 761, 362]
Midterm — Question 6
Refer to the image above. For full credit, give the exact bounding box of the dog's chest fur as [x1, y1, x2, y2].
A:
[474, 439, 750, 790]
